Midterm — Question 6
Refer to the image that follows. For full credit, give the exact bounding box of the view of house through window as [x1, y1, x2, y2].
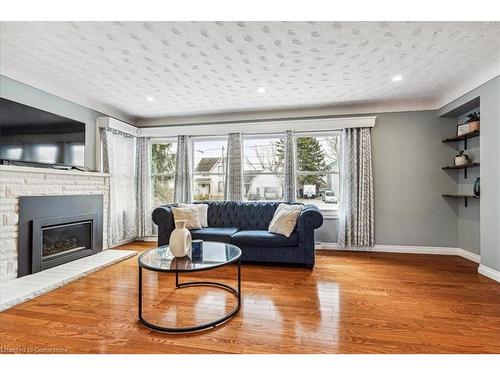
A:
[149, 133, 340, 211]
[295, 133, 340, 210]
[193, 137, 227, 201]
[243, 136, 284, 201]
[150, 140, 177, 208]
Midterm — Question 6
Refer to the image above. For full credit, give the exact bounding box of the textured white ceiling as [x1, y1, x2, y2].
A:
[1, 21, 499, 120]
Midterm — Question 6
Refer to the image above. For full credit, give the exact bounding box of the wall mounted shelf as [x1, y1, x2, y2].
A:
[442, 162, 480, 178]
[442, 194, 479, 207]
[442, 162, 480, 170]
[442, 130, 480, 148]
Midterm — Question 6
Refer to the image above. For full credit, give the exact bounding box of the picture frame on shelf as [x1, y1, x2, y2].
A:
[457, 123, 470, 136]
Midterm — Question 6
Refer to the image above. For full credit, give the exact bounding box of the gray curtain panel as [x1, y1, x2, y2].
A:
[174, 135, 193, 203]
[283, 130, 297, 202]
[136, 137, 152, 238]
[337, 127, 375, 247]
[224, 132, 243, 201]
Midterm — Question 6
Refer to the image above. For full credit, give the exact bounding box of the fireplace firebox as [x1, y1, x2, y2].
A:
[18, 195, 103, 277]
[32, 214, 98, 273]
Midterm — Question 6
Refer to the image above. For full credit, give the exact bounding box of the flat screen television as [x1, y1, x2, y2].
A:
[0, 98, 86, 168]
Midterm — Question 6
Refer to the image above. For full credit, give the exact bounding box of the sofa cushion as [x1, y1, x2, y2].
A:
[190, 227, 239, 242]
[230, 230, 299, 248]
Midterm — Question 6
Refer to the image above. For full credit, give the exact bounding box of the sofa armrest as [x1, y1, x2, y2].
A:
[152, 205, 175, 246]
[297, 204, 324, 267]
[298, 205, 324, 231]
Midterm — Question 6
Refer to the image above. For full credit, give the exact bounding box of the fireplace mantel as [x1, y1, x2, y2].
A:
[0, 164, 110, 178]
[0, 166, 110, 281]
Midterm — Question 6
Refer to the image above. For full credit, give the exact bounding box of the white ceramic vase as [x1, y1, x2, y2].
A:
[169, 220, 191, 257]
[454, 155, 469, 166]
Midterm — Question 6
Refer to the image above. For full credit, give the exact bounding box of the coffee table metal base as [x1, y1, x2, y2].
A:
[138, 259, 241, 333]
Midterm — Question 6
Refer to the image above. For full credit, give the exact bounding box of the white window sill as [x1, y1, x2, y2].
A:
[320, 209, 339, 219]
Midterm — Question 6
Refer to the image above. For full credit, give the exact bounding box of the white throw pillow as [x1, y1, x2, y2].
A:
[268, 204, 302, 237]
[179, 203, 209, 227]
[268, 209, 301, 237]
[172, 206, 202, 229]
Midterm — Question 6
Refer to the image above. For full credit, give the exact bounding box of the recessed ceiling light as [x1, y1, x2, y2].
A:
[392, 75, 403, 82]
[146, 96, 155, 102]
[257, 87, 266, 93]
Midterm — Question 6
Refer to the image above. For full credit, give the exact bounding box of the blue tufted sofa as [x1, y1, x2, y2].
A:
[152, 201, 323, 268]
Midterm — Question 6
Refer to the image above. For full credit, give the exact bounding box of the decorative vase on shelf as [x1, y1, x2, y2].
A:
[473, 177, 480, 197]
[468, 121, 480, 132]
[467, 112, 480, 132]
[169, 220, 191, 257]
[454, 150, 470, 166]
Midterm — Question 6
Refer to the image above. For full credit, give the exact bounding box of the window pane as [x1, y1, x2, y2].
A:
[296, 135, 340, 173]
[296, 173, 339, 210]
[242, 137, 284, 202]
[193, 138, 227, 201]
[243, 173, 283, 201]
[193, 174, 225, 201]
[243, 137, 284, 173]
[151, 142, 177, 207]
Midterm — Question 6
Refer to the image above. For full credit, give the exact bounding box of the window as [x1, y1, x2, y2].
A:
[192, 137, 227, 201]
[295, 133, 340, 211]
[150, 139, 177, 208]
[243, 136, 284, 201]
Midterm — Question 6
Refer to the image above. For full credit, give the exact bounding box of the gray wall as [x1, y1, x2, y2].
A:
[0, 75, 102, 171]
[316, 110, 459, 248]
[439, 75, 500, 272]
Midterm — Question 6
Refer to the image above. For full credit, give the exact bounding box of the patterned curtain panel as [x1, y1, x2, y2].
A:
[224, 133, 243, 201]
[283, 130, 297, 202]
[136, 137, 152, 238]
[337, 127, 375, 247]
[100, 127, 137, 247]
[174, 135, 193, 203]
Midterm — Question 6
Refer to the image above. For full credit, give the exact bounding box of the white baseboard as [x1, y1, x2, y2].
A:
[138, 236, 157, 242]
[315, 242, 500, 282]
[316, 242, 481, 263]
[478, 265, 500, 283]
[457, 248, 481, 263]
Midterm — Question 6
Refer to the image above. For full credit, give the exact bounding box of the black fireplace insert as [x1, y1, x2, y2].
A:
[32, 214, 98, 273]
[18, 195, 103, 277]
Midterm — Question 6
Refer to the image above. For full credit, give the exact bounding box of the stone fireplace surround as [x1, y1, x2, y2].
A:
[0, 165, 110, 281]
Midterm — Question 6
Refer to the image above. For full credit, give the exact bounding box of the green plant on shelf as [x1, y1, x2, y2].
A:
[466, 112, 480, 123]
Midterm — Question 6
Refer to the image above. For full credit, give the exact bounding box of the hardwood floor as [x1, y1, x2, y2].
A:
[1, 241, 499, 354]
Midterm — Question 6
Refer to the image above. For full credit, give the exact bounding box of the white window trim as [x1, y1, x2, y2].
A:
[151, 137, 177, 144]
[322, 209, 340, 219]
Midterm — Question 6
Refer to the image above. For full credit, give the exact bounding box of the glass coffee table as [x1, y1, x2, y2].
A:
[138, 241, 242, 333]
